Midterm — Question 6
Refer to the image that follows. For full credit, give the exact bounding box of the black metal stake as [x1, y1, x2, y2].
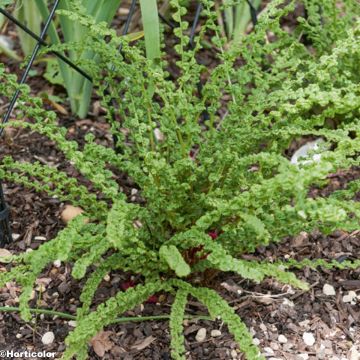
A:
[246, 0, 258, 27]
[0, 0, 61, 246]
[0, 184, 10, 246]
[0, 7, 92, 82]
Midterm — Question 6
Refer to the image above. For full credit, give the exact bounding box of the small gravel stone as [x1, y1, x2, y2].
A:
[16, 334, 22, 339]
[343, 291, 357, 304]
[53, 260, 61, 268]
[195, 328, 206, 342]
[231, 349, 238, 359]
[68, 321, 77, 327]
[282, 298, 295, 307]
[323, 284, 336, 296]
[210, 330, 222, 337]
[131, 188, 138, 196]
[42, 331, 55, 345]
[253, 338, 261, 346]
[278, 335, 288, 344]
[154, 128, 165, 142]
[298, 354, 309, 360]
[263, 347, 274, 355]
[349, 346, 360, 360]
[303, 332, 315, 346]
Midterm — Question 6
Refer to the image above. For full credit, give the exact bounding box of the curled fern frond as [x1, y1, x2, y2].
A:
[63, 281, 170, 360]
[169, 289, 188, 360]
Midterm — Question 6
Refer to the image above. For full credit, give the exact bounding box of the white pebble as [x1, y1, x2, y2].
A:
[253, 338, 261, 346]
[34, 236, 47, 241]
[68, 321, 77, 327]
[349, 346, 360, 360]
[210, 330, 222, 337]
[343, 291, 357, 304]
[41, 331, 55, 345]
[263, 347, 274, 355]
[131, 188, 138, 196]
[53, 260, 61, 268]
[303, 332, 315, 346]
[282, 298, 295, 307]
[12, 233, 20, 240]
[278, 334, 288, 344]
[298, 354, 309, 360]
[231, 349, 238, 359]
[323, 284, 336, 296]
[16, 334, 22, 339]
[154, 128, 165, 142]
[195, 328, 206, 342]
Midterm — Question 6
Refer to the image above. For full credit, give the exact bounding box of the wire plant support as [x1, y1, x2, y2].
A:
[0, 0, 259, 247]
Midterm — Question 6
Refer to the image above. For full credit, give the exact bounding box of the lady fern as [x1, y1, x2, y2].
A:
[1, 0, 360, 359]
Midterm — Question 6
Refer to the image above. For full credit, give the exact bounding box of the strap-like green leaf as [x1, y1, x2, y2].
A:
[160, 245, 191, 277]
[139, 0, 161, 62]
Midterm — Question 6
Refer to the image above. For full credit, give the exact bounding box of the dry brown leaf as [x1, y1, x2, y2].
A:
[0, 249, 12, 263]
[0, 249, 12, 258]
[131, 336, 156, 351]
[90, 331, 114, 357]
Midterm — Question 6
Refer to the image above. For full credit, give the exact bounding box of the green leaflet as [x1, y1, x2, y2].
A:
[191, 286, 264, 359]
[169, 280, 264, 360]
[78, 253, 125, 318]
[169, 289, 188, 360]
[160, 245, 191, 277]
[63, 281, 169, 360]
[106, 199, 138, 250]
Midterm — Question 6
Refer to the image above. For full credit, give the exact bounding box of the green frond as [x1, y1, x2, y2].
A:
[187, 283, 263, 360]
[62, 281, 170, 360]
[169, 289, 188, 360]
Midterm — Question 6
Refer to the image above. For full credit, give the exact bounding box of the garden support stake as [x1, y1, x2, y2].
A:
[0, 0, 61, 246]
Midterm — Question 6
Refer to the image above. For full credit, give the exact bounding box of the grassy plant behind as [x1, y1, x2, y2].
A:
[14, 0, 46, 56]
[223, 0, 262, 41]
[1, 0, 360, 359]
[2, 0, 161, 118]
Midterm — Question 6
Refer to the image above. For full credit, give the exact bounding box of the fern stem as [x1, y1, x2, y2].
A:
[0, 306, 212, 323]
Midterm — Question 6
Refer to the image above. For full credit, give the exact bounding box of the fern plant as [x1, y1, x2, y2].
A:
[1, 0, 360, 359]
